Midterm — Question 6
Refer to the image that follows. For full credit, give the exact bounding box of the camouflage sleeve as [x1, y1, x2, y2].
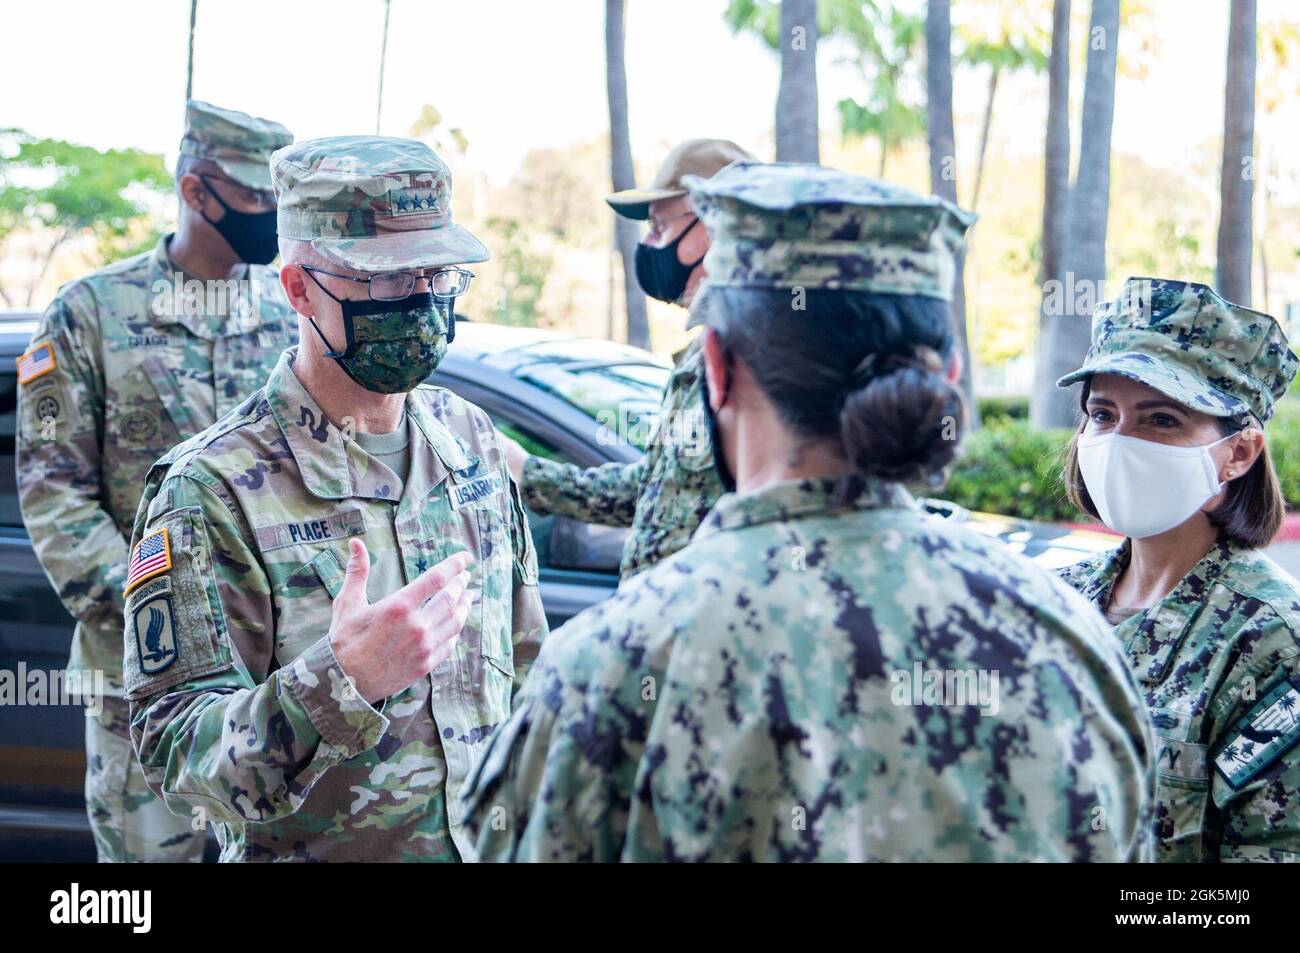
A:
[519, 453, 645, 527]
[462, 607, 653, 862]
[15, 290, 128, 631]
[125, 470, 388, 826]
[1212, 651, 1300, 862]
[506, 469, 547, 691]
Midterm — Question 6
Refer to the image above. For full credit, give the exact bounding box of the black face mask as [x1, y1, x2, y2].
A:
[635, 216, 705, 304]
[200, 176, 279, 265]
[699, 359, 736, 493]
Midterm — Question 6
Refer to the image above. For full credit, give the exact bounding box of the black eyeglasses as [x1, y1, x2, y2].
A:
[302, 265, 475, 301]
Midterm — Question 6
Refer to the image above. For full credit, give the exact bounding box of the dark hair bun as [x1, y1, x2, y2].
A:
[840, 346, 964, 485]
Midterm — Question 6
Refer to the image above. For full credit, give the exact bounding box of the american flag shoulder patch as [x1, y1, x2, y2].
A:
[16, 342, 56, 385]
[125, 527, 172, 597]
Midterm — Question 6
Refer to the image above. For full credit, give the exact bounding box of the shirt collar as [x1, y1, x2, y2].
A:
[266, 348, 475, 502]
[693, 472, 915, 542]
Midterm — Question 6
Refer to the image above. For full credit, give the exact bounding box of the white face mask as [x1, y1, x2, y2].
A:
[1077, 431, 1235, 539]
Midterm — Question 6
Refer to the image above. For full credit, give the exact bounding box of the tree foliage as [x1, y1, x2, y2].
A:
[0, 129, 171, 305]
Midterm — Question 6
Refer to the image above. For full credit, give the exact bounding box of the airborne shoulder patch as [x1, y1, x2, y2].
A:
[124, 528, 172, 596]
[132, 586, 178, 675]
[16, 342, 56, 385]
[1213, 675, 1300, 790]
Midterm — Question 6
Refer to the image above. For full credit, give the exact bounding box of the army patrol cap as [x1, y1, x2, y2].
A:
[606, 138, 756, 220]
[1057, 277, 1298, 424]
[684, 162, 976, 302]
[179, 100, 293, 191]
[271, 135, 489, 273]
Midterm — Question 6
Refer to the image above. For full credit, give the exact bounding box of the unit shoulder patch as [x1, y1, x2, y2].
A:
[125, 527, 172, 596]
[132, 589, 178, 675]
[16, 342, 56, 385]
[1213, 675, 1300, 790]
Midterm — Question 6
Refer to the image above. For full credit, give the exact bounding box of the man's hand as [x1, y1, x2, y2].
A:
[329, 538, 475, 704]
[500, 433, 530, 485]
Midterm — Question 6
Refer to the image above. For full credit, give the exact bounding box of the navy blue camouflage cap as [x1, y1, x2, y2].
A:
[1056, 277, 1298, 424]
[683, 163, 976, 301]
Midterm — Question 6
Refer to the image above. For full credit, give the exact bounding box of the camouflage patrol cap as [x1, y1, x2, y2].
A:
[1057, 277, 1298, 424]
[270, 135, 488, 273]
[179, 100, 293, 191]
[683, 162, 976, 301]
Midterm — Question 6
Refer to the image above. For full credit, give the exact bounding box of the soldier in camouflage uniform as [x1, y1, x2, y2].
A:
[16, 100, 294, 862]
[122, 136, 547, 862]
[462, 163, 1155, 862]
[502, 139, 755, 580]
[1056, 278, 1300, 861]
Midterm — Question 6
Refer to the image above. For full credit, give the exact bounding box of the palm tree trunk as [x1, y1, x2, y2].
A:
[925, 0, 977, 428]
[1030, 0, 1071, 428]
[185, 0, 198, 103]
[376, 0, 392, 135]
[776, 0, 820, 162]
[970, 65, 1000, 212]
[605, 0, 649, 349]
[1216, 0, 1256, 305]
[1038, 0, 1117, 431]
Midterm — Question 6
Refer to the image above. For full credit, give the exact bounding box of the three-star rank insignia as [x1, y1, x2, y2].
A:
[389, 187, 441, 216]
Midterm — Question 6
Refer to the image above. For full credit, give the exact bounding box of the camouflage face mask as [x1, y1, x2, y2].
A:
[308, 290, 452, 395]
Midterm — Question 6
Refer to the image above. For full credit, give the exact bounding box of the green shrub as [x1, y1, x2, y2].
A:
[1267, 399, 1300, 508]
[940, 419, 1079, 523]
[941, 399, 1300, 521]
[976, 394, 1029, 423]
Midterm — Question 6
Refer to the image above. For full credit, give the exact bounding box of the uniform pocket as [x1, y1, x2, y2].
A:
[475, 507, 515, 681]
[1151, 722, 1211, 860]
[271, 548, 346, 665]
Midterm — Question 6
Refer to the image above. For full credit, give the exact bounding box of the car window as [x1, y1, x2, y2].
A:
[485, 410, 629, 576]
[517, 360, 670, 451]
[0, 367, 21, 527]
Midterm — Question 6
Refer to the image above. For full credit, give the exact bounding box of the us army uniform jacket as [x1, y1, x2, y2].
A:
[520, 336, 724, 580]
[464, 473, 1155, 862]
[123, 349, 547, 862]
[1061, 538, 1300, 861]
[16, 236, 294, 691]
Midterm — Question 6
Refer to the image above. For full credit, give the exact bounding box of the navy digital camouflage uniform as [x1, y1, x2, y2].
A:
[461, 164, 1156, 862]
[1058, 277, 1300, 862]
[15, 100, 293, 862]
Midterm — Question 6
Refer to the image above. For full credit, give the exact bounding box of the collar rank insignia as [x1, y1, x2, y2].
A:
[16, 342, 56, 385]
[125, 528, 172, 596]
[1213, 675, 1300, 789]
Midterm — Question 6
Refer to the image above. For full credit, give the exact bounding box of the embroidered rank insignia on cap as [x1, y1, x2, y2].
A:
[1213, 675, 1300, 790]
[16, 343, 56, 384]
[124, 528, 172, 596]
[389, 187, 441, 216]
[132, 591, 178, 675]
[449, 472, 504, 510]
